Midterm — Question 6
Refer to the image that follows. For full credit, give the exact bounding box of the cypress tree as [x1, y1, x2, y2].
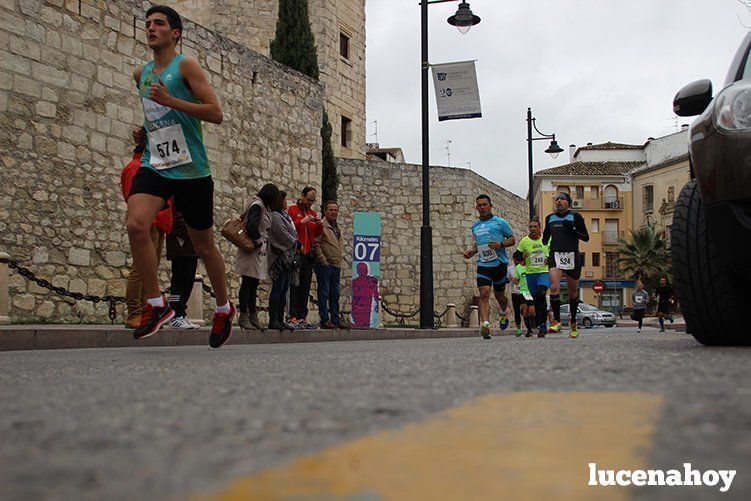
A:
[321, 111, 338, 202]
[270, 0, 319, 80]
[270, 0, 337, 201]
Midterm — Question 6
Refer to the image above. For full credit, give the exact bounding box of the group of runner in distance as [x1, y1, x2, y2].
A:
[464, 192, 590, 339]
[465, 192, 676, 339]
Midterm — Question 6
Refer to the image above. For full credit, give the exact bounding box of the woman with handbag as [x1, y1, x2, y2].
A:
[235, 183, 279, 330]
[267, 191, 299, 330]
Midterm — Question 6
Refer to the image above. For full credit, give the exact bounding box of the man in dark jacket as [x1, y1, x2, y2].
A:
[166, 211, 199, 329]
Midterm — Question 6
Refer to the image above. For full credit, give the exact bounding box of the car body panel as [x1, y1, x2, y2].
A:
[687, 31, 751, 204]
[679, 32, 751, 279]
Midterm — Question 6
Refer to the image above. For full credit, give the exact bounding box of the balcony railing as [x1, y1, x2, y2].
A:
[603, 230, 624, 244]
[570, 196, 624, 211]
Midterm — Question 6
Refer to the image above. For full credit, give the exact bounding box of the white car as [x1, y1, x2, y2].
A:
[559, 303, 616, 328]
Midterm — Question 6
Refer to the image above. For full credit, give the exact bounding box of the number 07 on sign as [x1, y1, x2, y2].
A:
[351, 213, 381, 329]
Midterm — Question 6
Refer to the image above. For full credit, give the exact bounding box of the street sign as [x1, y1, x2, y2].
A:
[593, 281, 605, 294]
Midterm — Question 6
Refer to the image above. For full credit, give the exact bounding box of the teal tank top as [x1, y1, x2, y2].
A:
[139, 54, 210, 179]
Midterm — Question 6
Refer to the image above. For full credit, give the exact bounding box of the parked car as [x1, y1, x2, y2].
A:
[672, 32, 751, 346]
[560, 303, 616, 328]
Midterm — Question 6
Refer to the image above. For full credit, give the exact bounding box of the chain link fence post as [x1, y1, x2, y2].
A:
[186, 274, 206, 326]
[469, 305, 479, 327]
[445, 303, 458, 327]
[0, 251, 10, 325]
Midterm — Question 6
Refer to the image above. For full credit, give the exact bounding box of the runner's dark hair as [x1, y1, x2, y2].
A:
[146, 5, 183, 42]
[476, 194, 491, 204]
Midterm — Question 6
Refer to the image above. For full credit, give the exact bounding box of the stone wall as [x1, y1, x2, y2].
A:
[336, 159, 528, 326]
[171, 0, 367, 159]
[0, 0, 324, 322]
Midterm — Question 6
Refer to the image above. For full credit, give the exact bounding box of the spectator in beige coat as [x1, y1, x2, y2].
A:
[314, 200, 344, 328]
[235, 183, 279, 330]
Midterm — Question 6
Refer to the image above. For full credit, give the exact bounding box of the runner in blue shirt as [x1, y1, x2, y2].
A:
[463, 194, 516, 339]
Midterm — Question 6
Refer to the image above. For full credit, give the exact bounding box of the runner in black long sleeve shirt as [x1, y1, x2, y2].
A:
[542, 192, 589, 338]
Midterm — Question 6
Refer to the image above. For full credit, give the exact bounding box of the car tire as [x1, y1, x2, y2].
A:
[604, 324, 614, 328]
[582, 317, 593, 328]
[671, 179, 746, 345]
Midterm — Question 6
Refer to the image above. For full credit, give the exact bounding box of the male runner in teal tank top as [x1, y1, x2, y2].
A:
[127, 5, 235, 348]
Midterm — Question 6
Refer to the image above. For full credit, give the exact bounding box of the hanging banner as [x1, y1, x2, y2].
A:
[431, 60, 482, 121]
[351, 212, 381, 328]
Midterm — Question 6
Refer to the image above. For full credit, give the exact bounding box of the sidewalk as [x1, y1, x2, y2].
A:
[0, 324, 489, 352]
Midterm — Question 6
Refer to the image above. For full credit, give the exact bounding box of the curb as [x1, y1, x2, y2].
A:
[0, 326, 494, 352]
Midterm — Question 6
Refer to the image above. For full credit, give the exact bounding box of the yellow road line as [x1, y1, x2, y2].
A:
[198, 392, 663, 501]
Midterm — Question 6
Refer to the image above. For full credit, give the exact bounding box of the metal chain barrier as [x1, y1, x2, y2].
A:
[454, 306, 472, 327]
[2, 256, 468, 328]
[2, 257, 124, 324]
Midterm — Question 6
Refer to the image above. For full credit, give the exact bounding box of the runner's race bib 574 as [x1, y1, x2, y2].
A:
[148, 123, 192, 170]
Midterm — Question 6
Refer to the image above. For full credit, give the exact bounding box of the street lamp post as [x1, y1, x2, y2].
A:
[526, 107, 563, 218]
[420, 0, 481, 329]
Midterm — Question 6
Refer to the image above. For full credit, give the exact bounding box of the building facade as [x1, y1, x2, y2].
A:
[532, 133, 691, 312]
[631, 129, 691, 242]
[171, 0, 366, 159]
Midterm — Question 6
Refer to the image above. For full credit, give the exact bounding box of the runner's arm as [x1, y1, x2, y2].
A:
[150, 57, 224, 124]
[542, 216, 551, 245]
[573, 212, 589, 242]
[463, 241, 477, 258]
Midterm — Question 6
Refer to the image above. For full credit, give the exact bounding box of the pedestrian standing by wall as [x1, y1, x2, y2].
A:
[288, 187, 323, 329]
[632, 280, 650, 332]
[313, 201, 344, 329]
[166, 210, 199, 329]
[236, 183, 279, 330]
[267, 191, 299, 331]
[120, 139, 173, 329]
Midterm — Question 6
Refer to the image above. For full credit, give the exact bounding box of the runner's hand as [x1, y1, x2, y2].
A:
[149, 76, 172, 106]
[132, 127, 146, 146]
[488, 241, 501, 250]
[463, 249, 473, 259]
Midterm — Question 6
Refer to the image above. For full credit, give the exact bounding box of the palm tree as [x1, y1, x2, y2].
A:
[616, 227, 671, 285]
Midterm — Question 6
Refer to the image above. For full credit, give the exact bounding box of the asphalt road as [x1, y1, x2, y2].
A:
[1, 326, 749, 500]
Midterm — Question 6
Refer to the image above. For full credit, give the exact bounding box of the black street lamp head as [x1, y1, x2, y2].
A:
[448, 2, 481, 35]
[545, 139, 564, 159]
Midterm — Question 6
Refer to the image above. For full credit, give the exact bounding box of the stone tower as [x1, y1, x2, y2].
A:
[171, 0, 366, 159]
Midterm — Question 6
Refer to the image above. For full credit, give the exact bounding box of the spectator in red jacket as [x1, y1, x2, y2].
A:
[121, 143, 173, 328]
[287, 186, 323, 328]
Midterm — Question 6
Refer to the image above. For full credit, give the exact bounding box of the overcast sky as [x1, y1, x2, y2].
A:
[364, 0, 749, 197]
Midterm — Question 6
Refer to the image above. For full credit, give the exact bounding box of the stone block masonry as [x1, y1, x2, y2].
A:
[1, 0, 324, 322]
[337, 159, 528, 326]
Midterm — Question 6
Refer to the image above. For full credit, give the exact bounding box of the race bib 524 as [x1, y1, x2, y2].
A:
[554, 251, 575, 270]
